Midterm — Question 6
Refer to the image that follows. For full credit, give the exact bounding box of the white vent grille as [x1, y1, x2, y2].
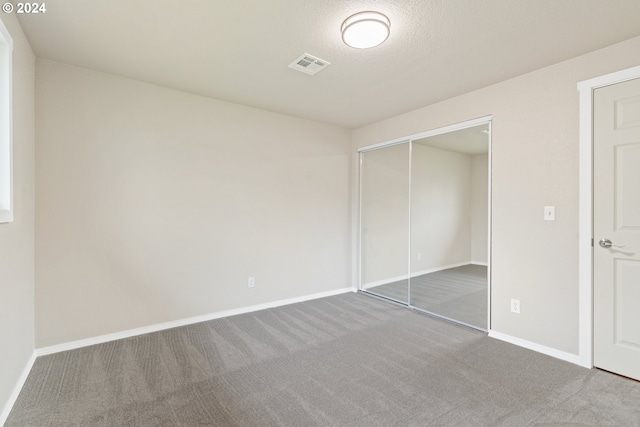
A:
[288, 53, 330, 75]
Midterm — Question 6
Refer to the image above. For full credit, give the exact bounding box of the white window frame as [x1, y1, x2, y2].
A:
[0, 17, 13, 223]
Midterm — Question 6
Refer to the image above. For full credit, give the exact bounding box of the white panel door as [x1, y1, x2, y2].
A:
[593, 77, 640, 380]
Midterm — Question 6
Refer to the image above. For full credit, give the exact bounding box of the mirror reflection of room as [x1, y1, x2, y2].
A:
[361, 123, 490, 330]
[361, 143, 410, 304]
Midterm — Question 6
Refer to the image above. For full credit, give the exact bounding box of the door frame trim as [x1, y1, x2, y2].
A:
[577, 64, 640, 369]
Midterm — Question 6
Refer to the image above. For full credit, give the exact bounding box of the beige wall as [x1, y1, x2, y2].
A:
[0, 14, 35, 419]
[471, 154, 488, 264]
[35, 60, 351, 347]
[352, 35, 640, 355]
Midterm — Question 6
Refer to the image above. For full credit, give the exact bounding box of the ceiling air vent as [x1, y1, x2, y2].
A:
[288, 53, 330, 76]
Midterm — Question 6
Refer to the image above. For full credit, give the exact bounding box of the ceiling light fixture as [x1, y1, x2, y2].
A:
[341, 11, 390, 49]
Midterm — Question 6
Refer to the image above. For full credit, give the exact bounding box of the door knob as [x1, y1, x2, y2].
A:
[599, 238, 612, 248]
[599, 238, 625, 249]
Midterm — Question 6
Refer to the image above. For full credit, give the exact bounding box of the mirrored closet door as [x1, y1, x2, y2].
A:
[360, 142, 410, 304]
[359, 119, 490, 331]
[409, 125, 489, 330]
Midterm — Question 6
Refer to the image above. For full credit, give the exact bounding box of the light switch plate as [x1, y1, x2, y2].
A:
[544, 206, 555, 221]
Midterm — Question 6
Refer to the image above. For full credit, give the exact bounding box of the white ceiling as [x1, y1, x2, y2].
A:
[16, 0, 640, 129]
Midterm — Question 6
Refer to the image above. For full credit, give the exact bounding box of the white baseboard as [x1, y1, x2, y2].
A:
[37, 287, 356, 357]
[488, 330, 582, 366]
[471, 261, 488, 267]
[0, 350, 37, 426]
[362, 261, 472, 289]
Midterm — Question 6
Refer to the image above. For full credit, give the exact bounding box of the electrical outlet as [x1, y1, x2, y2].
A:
[248, 277, 255, 288]
[417, 252, 421, 260]
[511, 298, 520, 314]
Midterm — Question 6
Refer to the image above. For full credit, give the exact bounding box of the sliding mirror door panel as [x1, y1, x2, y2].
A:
[410, 126, 489, 330]
[360, 143, 410, 304]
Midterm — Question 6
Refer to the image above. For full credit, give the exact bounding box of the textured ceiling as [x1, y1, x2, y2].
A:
[16, 0, 640, 128]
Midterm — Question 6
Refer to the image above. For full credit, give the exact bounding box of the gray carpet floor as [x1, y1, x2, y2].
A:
[7, 292, 640, 426]
[367, 264, 487, 329]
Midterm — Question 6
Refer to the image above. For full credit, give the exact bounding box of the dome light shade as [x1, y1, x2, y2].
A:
[341, 11, 390, 49]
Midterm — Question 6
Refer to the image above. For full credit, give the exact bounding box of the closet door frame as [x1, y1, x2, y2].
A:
[358, 115, 492, 331]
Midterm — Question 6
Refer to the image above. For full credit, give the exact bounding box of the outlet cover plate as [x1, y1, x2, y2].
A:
[511, 298, 521, 314]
